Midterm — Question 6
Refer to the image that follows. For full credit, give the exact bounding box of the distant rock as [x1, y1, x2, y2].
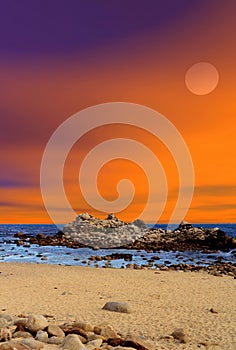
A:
[63, 213, 147, 248]
[102, 301, 132, 313]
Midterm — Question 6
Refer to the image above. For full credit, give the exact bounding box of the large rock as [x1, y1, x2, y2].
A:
[102, 301, 132, 313]
[26, 314, 48, 332]
[63, 213, 147, 248]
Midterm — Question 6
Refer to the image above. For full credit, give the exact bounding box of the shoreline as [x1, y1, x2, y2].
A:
[0, 262, 236, 349]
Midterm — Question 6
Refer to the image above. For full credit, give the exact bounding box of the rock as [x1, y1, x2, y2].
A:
[102, 302, 132, 313]
[13, 331, 33, 339]
[26, 314, 48, 332]
[48, 336, 64, 345]
[110, 347, 137, 350]
[0, 314, 13, 323]
[87, 338, 103, 348]
[61, 326, 88, 339]
[75, 320, 93, 332]
[35, 330, 48, 343]
[20, 338, 45, 349]
[0, 318, 8, 329]
[101, 324, 118, 340]
[0, 342, 30, 350]
[80, 212, 90, 220]
[47, 324, 65, 338]
[61, 334, 86, 350]
[209, 308, 218, 314]
[171, 328, 188, 343]
[0, 328, 12, 341]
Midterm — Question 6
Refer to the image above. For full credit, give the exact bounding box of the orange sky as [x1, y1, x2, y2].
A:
[1, 1, 236, 224]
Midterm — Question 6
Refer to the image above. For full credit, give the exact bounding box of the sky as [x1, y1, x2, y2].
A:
[1, 0, 236, 224]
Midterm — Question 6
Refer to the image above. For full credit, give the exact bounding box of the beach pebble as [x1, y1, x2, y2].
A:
[0, 319, 8, 329]
[47, 324, 65, 338]
[0, 341, 30, 350]
[35, 330, 48, 343]
[13, 331, 33, 339]
[61, 334, 86, 350]
[0, 314, 13, 324]
[101, 324, 118, 340]
[20, 338, 45, 349]
[171, 328, 188, 343]
[102, 302, 132, 313]
[87, 338, 103, 348]
[48, 336, 64, 345]
[0, 328, 12, 341]
[27, 314, 48, 332]
[75, 320, 94, 332]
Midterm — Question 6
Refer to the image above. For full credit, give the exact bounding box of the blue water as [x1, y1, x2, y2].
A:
[0, 224, 235, 267]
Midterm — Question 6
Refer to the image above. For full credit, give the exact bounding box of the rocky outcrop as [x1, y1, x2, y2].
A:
[124, 222, 236, 252]
[63, 213, 148, 248]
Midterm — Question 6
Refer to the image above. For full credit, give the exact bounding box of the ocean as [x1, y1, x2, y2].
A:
[0, 224, 235, 268]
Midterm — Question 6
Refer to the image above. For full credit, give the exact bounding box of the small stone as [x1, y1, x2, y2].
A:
[0, 314, 13, 323]
[87, 338, 103, 348]
[61, 334, 86, 350]
[0, 342, 30, 350]
[102, 302, 132, 313]
[209, 308, 218, 314]
[0, 328, 12, 341]
[171, 328, 188, 343]
[47, 324, 65, 338]
[75, 320, 94, 332]
[35, 330, 48, 343]
[101, 324, 118, 340]
[13, 331, 33, 339]
[26, 314, 48, 332]
[20, 338, 45, 349]
[48, 336, 64, 345]
[0, 319, 8, 329]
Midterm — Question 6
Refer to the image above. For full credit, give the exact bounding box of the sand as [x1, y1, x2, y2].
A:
[0, 263, 235, 350]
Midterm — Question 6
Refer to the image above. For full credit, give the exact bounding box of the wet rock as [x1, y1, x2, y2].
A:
[102, 302, 132, 313]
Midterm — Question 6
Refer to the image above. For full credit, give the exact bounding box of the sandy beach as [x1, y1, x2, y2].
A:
[0, 263, 235, 349]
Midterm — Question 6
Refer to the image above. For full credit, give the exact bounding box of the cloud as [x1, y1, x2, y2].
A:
[190, 204, 236, 212]
[194, 184, 236, 197]
[0, 179, 34, 188]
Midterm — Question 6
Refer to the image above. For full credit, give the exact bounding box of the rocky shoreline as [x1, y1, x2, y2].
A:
[7, 214, 236, 277]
